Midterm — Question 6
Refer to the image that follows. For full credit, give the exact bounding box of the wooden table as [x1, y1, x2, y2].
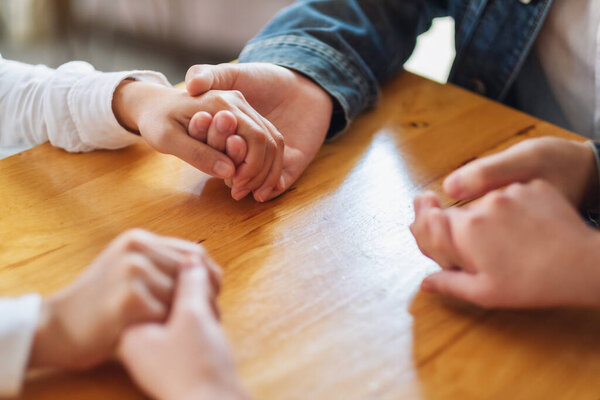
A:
[2, 72, 600, 399]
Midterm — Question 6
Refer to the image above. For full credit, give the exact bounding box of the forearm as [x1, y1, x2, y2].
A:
[239, 0, 443, 137]
[0, 56, 169, 152]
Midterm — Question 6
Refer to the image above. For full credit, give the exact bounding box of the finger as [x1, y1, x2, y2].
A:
[261, 161, 297, 201]
[129, 279, 168, 323]
[414, 191, 441, 217]
[444, 145, 537, 201]
[410, 204, 459, 269]
[229, 124, 270, 199]
[188, 111, 213, 142]
[228, 100, 280, 196]
[162, 120, 235, 179]
[154, 237, 223, 294]
[253, 137, 284, 202]
[134, 260, 175, 306]
[226, 135, 247, 166]
[241, 143, 275, 201]
[253, 120, 285, 202]
[128, 242, 186, 278]
[207, 110, 238, 152]
[172, 258, 217, 322]
[420, 270, 483, 305]
[422, 208, 460, 269]
[185, 63, 240, 96]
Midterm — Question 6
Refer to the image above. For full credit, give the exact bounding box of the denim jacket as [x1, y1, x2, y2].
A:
[238, 0, 554, 138]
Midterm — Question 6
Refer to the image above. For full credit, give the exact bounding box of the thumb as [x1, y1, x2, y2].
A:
[185, 64, 240, 96]
[171, 257, 214, 321]
[443, 145, 537, 201]
[421, 270, 483, 305]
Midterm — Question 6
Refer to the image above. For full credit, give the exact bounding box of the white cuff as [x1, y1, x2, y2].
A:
[68, 69, 171, 150]
[0, 294, 42, 397]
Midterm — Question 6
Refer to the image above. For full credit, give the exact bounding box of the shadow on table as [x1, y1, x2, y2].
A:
[410, 291, 600, 399]
[21, 362, 143, 400]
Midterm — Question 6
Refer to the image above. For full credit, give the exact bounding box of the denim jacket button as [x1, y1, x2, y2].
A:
[468, 78, 486, 95]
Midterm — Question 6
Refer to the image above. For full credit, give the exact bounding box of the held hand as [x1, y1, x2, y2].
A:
[443, 137, 598, 209]
[186, 62, 333, 201]
[113, 80, 284, 201]
[29, 229, 222, 370]
[410, 180, 600, 308]
[118, 259, 247, 400]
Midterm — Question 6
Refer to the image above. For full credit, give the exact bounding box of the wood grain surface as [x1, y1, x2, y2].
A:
[2, 72, 599, 399]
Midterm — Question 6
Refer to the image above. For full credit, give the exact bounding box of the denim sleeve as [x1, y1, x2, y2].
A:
[586, 141, 600, 213]
[238, 0, 445, 138]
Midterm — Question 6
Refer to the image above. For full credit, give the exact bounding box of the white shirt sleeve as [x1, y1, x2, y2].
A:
[0, 294, 41, 397]
[0, 56, 171, 152]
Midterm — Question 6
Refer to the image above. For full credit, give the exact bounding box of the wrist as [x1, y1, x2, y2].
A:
[112, 79, 150, 134]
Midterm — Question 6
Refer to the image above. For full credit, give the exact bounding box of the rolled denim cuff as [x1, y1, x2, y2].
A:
[239, 35, 379, 139]
[585, 141, 600, 212]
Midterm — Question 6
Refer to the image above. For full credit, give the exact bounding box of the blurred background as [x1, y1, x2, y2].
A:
[0, 0, 454, 157]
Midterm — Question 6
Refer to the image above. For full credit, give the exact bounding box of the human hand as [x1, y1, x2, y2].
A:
[112, 80, 284, 200]
[443, 137, 598, 209]
[118, 258, 247, 400]
[185, 62, 333, 201]
[29, 229, 221, 370]
[410, 180, 600, 308]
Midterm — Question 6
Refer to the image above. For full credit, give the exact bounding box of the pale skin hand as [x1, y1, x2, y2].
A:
[119, 259, 248, 400]
[29, 229, 222, 370]
[112, 80, 284, 201]
[443, 137, 599, 209]
[185, 62, 334, 202]
[410, 180, 600, 309]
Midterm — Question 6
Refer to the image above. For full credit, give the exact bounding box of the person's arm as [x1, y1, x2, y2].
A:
[0, 230, 222, 397]
[0, 56, 169, 152]
[0, 295, 41, 397]
[237, 0, 446, 137]
[119, 260, 248, 400]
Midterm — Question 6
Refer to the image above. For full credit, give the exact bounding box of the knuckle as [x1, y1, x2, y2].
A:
[252, 130, 267, 145]
[118, 229, 147, 250]
[230, 90, 244, 100]
[122, 284, 146, 312]
[123, 254, 149, 278]
[529, 178, 549, 191]
[464, 212, 486, 230]
[274, 133, 285, 147]
[487, 191, 511, 208]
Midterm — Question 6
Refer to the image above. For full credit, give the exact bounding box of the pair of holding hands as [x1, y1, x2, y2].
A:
[411, 137, 600, 309]
[32, 229, 247, 400]
[113, 63, 333, 203]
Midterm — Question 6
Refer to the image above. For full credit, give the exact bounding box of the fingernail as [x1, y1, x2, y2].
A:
[277, 176, 285, 191]
[213, 161, 234, 178]
[255, 188, 271, 202]
[420, 279, 434, 292]
[445, 172, 463, 195]
[216, 114, 232, 133]
[232, 188, 250, 200]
